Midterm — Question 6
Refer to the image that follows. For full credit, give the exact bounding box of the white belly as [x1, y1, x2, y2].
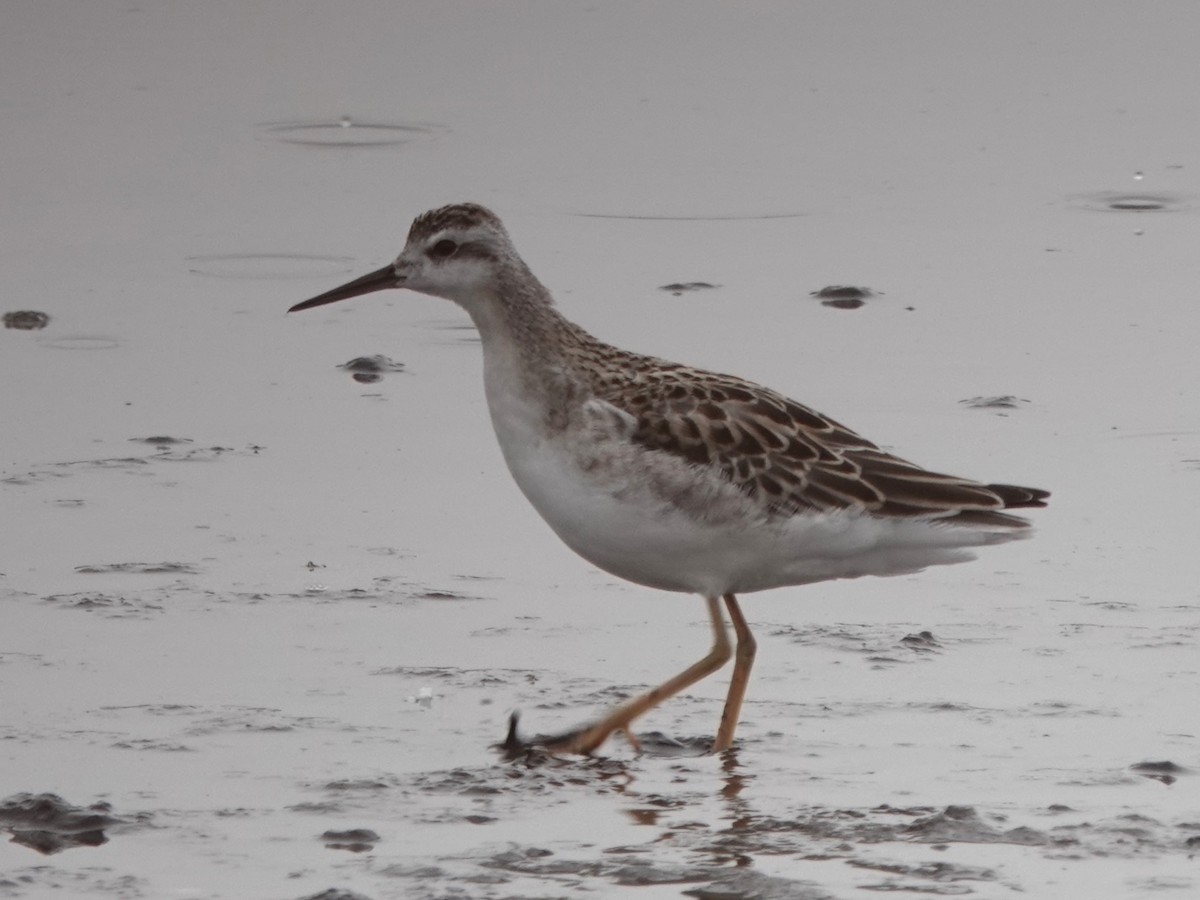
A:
[501, 429, 743, 594]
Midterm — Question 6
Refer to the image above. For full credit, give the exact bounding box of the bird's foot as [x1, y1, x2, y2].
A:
[495, 712, 639, 758]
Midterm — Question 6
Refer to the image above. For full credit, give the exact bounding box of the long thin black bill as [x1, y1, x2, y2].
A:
[288, 265, 400, 312]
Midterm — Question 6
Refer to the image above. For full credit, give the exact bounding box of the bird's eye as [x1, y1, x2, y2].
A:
[429, 239, 458, 259]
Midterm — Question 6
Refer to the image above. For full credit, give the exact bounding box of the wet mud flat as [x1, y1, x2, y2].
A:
[3, 158, 1198, 900]
[2, 580, 1197, 899]
[1, 363, 1197, 898]
[5, 0, 1200, 897]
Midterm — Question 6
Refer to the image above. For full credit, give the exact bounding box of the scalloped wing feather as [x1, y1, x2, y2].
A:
[589, 357, 1047, 527]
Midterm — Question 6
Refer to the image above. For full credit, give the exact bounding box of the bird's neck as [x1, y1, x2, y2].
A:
[462, 264, 599, 432]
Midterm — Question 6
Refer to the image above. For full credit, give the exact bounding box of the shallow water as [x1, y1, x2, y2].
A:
[3, 1, 1199, 897]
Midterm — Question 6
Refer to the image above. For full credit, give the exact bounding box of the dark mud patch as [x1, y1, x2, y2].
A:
[904, 804, 1047, 845]
[321, 828, 381, 852]
[1131, 760, 1190, 785]
[110, 738, 195, 752]
[372, 665, 540, 685]
[959, 395, 1030, 412]
[2, 443, 264, 486]
[368, 757, 640, 831]
[288, 585, 400, 603]
[280, 581, 482, 606]
[0, 793, 147, 856]
[1, 456, 149, 486]
[149, 443, 263, 462]
[850, 860, 995, 880]
[707, 803, 1199, 862]
[42, 591, 166, 616]
[73, 561, 200, 575]
[129, 435, 193, 446]
[483, 844, 715, 887]
[1070, 191, 1192, 213]
[898, 630, 942, 652]
[3, 310, 51, 330]
[771, 622, 952, 665]
[660, 282, 719, 296]
[406, 586, 482, 602]
[810, 285, 880, 310]
[339, 354, 406, 384]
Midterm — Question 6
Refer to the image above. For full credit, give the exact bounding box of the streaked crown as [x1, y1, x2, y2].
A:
[407, 203, 509, 245]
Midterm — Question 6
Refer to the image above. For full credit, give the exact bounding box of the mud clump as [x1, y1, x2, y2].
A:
[3, 310, 51, 330]
[659, 282, 718, 297]
[339, 355, 406, 384]
[905, 805, 1047, 846]
[0, 793, 119, 855]
[1131, 760, 1189, 785]
[810, 285, 879, 310]
[321, 828, 381, 852]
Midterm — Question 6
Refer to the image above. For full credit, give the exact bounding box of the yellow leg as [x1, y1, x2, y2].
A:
[549, 595, 732, 754]
[713, 594, 756, 752]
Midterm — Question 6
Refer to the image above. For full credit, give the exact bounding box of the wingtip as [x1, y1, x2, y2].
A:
[987, 483, 1051, 510]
